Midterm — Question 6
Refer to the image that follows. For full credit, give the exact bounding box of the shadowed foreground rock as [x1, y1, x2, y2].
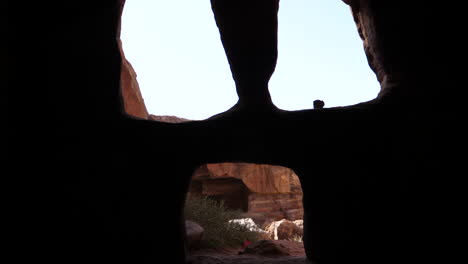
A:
[34, 0, 453, 264]
[185, 220, 204, 250]
[241, 240, 291, 257]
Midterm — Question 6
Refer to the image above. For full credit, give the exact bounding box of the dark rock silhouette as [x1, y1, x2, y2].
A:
[23, 0, 453, 263]
[313, 100, 325, 109]
[208, 0, 281, 120]
[240, 240, 291, 257]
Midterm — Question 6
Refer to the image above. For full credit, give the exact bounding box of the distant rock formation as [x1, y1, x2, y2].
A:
[190, 163, 303, 225]
[264, 219, 303, 240]
[117, 0, 149, 119]
[118, 45, 149, 119]
[148, 115, 190, 123]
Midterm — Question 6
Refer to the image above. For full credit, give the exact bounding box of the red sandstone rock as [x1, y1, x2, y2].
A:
[117, 0, 149, 119]
[119, 46, 149, 119]
[193, 163, 300, 195]
[191, 163, 303, 225]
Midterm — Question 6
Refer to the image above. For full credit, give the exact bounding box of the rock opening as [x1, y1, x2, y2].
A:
[190, 163, 303, 226]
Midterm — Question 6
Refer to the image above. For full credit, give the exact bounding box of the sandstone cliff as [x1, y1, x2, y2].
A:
[193, 163, 301, 195]
[191, 163, 303, 225]
[118, 44, 149, 119]
[117, 0, 149, 119]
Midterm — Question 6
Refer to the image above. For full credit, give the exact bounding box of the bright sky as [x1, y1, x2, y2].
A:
[121, 0, 379, 120]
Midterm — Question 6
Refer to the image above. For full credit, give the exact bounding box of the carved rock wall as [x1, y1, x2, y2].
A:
[191, 163, 303, 224]
[247, 193, 303, 224]
[147, 116, 304, 223]
[40, 1, 448, 263]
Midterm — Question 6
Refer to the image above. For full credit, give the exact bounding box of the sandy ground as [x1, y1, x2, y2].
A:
[189, 240, 311, 264]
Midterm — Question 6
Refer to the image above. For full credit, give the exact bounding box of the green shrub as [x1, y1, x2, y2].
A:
[184, 194, 261, 249]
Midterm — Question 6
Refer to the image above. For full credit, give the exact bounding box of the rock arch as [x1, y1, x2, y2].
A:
[38, 1, 450, 264]
[190, 163, 303, 225]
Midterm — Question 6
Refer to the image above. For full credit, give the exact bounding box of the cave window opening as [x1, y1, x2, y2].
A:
[118, 0, 379, 258]
[119, 1, 379, 121]
[185, 163, 305, 255]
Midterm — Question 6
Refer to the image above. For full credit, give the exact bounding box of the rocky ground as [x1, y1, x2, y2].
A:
[189, 240, 308, 264]
[190, 255, 308, 264]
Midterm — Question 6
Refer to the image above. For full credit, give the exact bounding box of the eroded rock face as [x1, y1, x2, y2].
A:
[264, 219, 303, 240]
[42, 1, 445, 263]
[346, 0, 426, 101]
[228, 218, 267, 234]
[191, 163, 303, 225]
[149, 115, 190, 123]
[246, 193, 304, 225]
[119, 45, 149, 119]
[117, 0, 149, 119]
[193, 163, 301, 194]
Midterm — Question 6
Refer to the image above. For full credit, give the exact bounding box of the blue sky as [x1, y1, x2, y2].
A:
[121, 0, 379, 120]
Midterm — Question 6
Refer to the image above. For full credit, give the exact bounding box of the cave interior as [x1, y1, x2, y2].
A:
[31, 1, 456, 263]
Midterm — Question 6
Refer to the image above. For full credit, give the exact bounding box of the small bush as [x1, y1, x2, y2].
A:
[184, 194, 261, 249]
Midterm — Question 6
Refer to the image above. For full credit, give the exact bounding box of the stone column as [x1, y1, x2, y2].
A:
[210, 0, 279, 108]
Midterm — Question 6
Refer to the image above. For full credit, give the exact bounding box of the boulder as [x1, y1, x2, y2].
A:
[185, 220, 204, 249]
[293, 220, 303, 228]
[228, 218, 267, 234]
[246, 193, 304, 225]
[264, 219, 303, 240]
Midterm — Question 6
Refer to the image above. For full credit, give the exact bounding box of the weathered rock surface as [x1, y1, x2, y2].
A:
[293, 220, 303, 229]
[245, 194, 304, 225]
[117, 0, 149, 119]
[119, 47, 149, 119]
[40, 1, 448, 264]
[190, 163, 303, 225]
[149, 114, 190, 123]
[228, 218, 267, 234]
[185, 220, 204, 249]
[193, 163, 301, 194]
[264, 219, 303, 241]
